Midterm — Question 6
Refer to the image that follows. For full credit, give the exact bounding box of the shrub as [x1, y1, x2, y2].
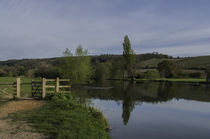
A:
[34, 67, 60, 78]
[144, 70, 160, 79]
[157, 60, 180, 78]
[189, 72, 202, 78]
[0, 69, 7, 77]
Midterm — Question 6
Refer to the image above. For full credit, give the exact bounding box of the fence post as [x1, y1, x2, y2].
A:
[56, 77, 60, 93]
[16, 77, 20, 98]
[42, 78, 46, 99]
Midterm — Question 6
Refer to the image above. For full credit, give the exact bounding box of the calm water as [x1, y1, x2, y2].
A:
[72, 81, 210, 139]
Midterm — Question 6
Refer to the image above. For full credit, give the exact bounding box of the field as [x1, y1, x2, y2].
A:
[137, 55, 210, 69]
[0, 77, 41, 98]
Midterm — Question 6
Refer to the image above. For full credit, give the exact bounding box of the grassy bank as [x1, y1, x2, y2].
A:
[8, 93, 110, 139]
[135, 78, 206, 83]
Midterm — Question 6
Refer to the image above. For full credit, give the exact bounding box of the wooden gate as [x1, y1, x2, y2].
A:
[31, 80, 42, 97]
[31, 78, 71, 98]
[0, 78, 20, 99]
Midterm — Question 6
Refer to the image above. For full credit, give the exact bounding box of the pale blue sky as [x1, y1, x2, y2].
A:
[1, 0, 210, 60]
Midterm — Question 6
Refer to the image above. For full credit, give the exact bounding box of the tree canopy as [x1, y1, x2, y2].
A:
[60, 45, 92, 83]
[157, 60, 179, 78]
[123, 35, 136, 79]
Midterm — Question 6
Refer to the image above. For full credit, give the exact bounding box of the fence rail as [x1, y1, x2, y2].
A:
[1, 77, 71, 99]
[0, 78, 20, 98]
[31, 78, 71, 98]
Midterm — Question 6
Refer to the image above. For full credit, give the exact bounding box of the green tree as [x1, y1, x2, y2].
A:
[0, 69, 7, 77]
[94, 61, 111, 81]
[144, 70, 160, 79]
[157, 60, 179, 78]
[60, 45, 92, 83]
[16, 66, 27, 76]
[123, 35, 136, 80]
[206, 66, 210, 82]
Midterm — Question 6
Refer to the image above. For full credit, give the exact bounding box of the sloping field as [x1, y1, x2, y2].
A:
[177, 55, 210, 69]
[137, 55, 210, 69]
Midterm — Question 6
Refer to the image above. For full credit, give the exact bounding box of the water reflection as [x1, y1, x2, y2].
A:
[72, 81, 210, 125]
[122, 82, 135, 125]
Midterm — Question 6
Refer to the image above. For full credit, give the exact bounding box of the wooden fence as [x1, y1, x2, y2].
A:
[0, 78, 20, 98]
[1, 77, 71, 99]
[32, 78, 71, 98]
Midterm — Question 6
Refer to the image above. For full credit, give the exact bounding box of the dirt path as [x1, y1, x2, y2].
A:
[0, 100, 46, 139]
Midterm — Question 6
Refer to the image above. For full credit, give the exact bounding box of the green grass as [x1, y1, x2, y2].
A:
[8, 93, 110, 139]
[177, 55, 210, 69]
[136, 78, 206, 83]
[0, 77, 41, 97]
[137, 55, 210, 69]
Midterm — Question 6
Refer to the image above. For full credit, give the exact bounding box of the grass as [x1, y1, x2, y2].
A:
[177, 55, 210, 69]
[136, 55, 210, 69]
[136, 78, 206, 83]
[0, 77, 41, 97]
[8, 93, 110, 139]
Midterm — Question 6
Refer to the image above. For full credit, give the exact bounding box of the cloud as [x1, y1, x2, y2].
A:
[0, 0, 210, 60]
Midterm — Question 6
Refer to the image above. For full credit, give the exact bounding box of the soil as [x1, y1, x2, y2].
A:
[0, 100, 46, 139]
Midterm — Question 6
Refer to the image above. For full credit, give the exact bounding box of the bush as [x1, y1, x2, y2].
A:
[135, 72, 145, 78]
[144, 70, 160, 79]
[206, 67, 210, 82]
[0, 69, 7, 77]
[34, 67, 60, 78]
[157, 60, 180, 78]
[94, 62, 111, 81]
[189, 72, 202, 78]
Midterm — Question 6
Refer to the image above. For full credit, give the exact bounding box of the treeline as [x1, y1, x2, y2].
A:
[0, 35, 210, 82]
[0, 53, 171, 78]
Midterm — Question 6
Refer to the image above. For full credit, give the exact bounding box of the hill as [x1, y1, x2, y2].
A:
[0, 53, 210, 77]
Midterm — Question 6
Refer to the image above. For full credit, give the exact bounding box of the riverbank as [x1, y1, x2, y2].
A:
[135, 78, 206, 83]
[7, 94, 110, 139]
[110, 78, 207, 84]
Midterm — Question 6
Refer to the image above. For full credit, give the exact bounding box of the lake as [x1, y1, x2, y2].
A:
[72, 81, 210, 139]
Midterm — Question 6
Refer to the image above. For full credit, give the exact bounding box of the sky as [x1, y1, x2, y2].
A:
[1, 0, 210, 60]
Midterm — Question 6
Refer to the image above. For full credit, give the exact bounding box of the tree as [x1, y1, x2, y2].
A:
[16, 66, 27, 76]
[157, 60, 179, 78]
[94, 61, 111, 81]
[60, 45, 92, 83]
[206, 66, 210, 82]
[144, 70, 160, 79]
[123, 35, 136, 80]
[0, 69, 7, 77]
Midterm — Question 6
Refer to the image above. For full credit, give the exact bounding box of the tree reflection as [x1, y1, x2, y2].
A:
[122, 82, 135, 125]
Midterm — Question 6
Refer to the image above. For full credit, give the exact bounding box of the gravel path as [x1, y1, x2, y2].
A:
[0, 100, 46, 139]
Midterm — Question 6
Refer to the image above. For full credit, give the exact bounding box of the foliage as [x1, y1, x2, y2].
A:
[144, 70, 160, 79]
[0, 69, 7, 77]
[9, 93, 110, 139]
[34, 67, 60, 78]
[109, 59, 124, 79]
[123, 35, 136, 79]
[157, 60, 180, 78]
[60, 45, 92, 83]
[206, 66, 210, 82]
[16, 66, 27, 76]
[94, 61, 111, 81]
[189, 72, 202, 78]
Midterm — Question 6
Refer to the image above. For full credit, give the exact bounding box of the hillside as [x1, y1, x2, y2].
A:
[137, 55, 210, 69]
[0, 53, 210, 77]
